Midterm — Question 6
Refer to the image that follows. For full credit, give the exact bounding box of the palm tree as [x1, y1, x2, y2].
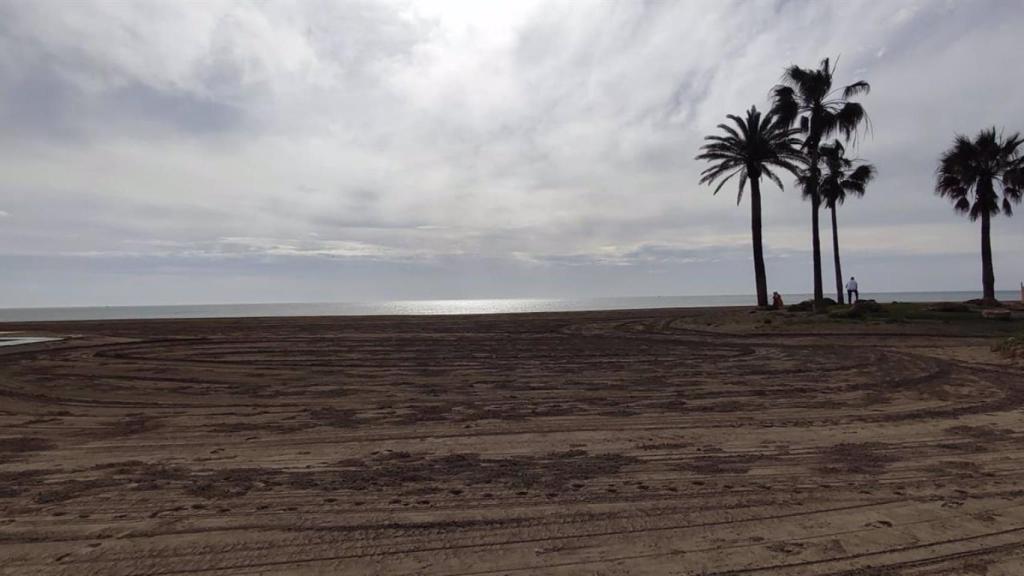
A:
[696, 106, 803, 307]
[936, 128, 1024, 302]
[817, 142, 876, 304]
[771, 57, 870, 307]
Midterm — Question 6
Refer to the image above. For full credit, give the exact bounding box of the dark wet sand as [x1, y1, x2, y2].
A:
[2, 307, 1024, 575]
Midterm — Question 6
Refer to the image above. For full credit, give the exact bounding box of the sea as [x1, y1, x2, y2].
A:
[0, 291, 1019, 323]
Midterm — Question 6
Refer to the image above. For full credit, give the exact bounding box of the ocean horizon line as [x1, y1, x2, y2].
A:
[0, 290, 1020, 323]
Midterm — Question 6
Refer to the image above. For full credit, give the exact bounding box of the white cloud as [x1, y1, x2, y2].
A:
[0, 0, 1023, 305]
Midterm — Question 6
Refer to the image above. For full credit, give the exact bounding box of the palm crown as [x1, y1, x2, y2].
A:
[936, 128, 1024, 220]
[696, 106, 804, 203]
[771, 57, 870, 151]
[817, 142, 876, 208]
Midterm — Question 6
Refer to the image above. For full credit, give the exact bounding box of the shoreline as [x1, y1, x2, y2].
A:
[0, 304, 757, 330]
[0, 289, 1021, 324]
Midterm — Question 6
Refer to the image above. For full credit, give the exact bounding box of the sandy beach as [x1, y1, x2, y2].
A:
[2, 306, 1024, 575]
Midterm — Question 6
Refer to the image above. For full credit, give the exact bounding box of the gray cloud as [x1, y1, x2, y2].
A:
[0, 0, 1022, 306]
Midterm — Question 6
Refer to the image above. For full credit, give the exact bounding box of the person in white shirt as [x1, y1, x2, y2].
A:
[846, 277, 859, 304]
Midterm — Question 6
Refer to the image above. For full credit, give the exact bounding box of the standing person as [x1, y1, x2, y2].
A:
[846, 277, 859, 304]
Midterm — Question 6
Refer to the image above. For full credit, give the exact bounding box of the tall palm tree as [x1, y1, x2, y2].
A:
[771, 57, 870, 306]
[936, 128, 1024, 302]
[818, 142, 876, 304]
[696, 106, 803, 307]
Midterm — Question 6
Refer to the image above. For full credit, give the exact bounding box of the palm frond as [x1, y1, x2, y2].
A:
[1004, 184, 1023, 204]
[842, 80, 870, 99]
[736, 171, 748, 205]
[711, 169, 741, 195]
[714, 122, 742, 142]
[769, 86, 799, 127]
[833, 102, 868, 142]
[726, 114, 750, 142]
[769, 158, 805, 176]
[969, 201, 983, 221]
[848, 164, 876, 185]
[761, 166, 785, 191]
[698, 161, 740, 182]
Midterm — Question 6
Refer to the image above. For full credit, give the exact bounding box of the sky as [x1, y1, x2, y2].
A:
[1, 0, 1023, 307]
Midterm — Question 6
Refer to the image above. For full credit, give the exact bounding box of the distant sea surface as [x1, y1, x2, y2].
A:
[0, 291, 1019, 323]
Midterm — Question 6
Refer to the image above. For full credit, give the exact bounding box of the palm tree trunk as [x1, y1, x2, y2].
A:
[811, 193, 824, 305]
[831, 204, 844, 305]
[750, 176, 768, 307]
[981, 209, 996, 302]
[808, 145, 824, 306]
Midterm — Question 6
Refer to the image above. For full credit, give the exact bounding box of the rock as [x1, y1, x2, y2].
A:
[787, 300, 815, 312]
[788, 298, 838, 313]
[851, 299, 881, 313]
[829, 299, 882, 319]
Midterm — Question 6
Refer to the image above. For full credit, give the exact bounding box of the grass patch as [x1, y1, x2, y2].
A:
[819, 301, 1024, 333]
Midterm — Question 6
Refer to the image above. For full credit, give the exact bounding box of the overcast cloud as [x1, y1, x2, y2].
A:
[1, 0, 1022, 307]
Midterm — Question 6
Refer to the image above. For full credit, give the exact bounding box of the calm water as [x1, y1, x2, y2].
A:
[0, 291, 1018, 323]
